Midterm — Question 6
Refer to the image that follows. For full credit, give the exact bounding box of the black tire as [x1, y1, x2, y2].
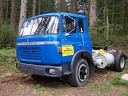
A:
[69, 58, 89, 87]
[31, 75, 44, 81]
[110, 52, 117, 71]
[111, 52, 126, 72]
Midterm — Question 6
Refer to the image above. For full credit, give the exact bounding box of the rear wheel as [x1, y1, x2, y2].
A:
[111, 52, 126, 72]
[69, 58, 89, 87]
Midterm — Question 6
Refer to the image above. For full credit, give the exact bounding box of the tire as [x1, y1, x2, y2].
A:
[31, 75, 44, 81]
[110, 52, 117, 71]
[69, 58, 89, 87]
[111, 52, 126, 72]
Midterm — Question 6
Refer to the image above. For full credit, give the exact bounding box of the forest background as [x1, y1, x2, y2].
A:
[0, 0, 128, 49]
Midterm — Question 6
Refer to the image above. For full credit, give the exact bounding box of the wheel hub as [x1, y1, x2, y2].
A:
[120, 57, 125, 69]
[78, 64, 87, 81]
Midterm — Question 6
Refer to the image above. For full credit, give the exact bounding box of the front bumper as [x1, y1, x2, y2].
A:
[16, 61, 63, 77]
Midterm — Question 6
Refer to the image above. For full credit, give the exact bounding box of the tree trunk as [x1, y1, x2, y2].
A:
[47, 0, 49, 11]
[6, 0, 9, 23]
[106, 10, 109, 40]
[62, 0, 65, 12]
[73, 0, 77, 13]
[119, 0, 125, 36]
[104, 0, 109, 40]
[38, 0, 41, 14]
[89, 0, 97, 26]
[111, 0, 115, 36]
[18, 0, 27, 33]
[0, 0, 3, 23]
[11, 0, 16, 31]
[70, 0, 73, 13]
[58, 0, 65, 12]
[58, 0, 60, 11]
[32, 0, 36, 16]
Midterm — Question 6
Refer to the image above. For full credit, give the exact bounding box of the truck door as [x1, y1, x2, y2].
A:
[78, 18, 92, 54]
[61, 16, 84, 63]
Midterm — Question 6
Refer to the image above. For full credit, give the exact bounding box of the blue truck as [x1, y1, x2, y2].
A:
[16, 12, 127, 87]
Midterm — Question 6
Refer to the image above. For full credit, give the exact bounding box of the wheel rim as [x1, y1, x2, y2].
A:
[78, 64, 88, 81]
[120, 57, 125, 69]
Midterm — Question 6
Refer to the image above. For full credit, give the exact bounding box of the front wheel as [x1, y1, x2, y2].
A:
[69, 58, 89, 87]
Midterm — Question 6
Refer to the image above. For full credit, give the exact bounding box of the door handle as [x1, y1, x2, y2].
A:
[78, 44, 83, 46]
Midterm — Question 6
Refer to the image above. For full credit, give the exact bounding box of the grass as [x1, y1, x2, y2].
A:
[88, 83, 97, 90]
[88, 82, 111, 92]
[35, 84, 49, 94]
[98, 83, 111, 92]
[123, 93, 128, 96]
[0, 49, 16, 65]
[0, 49, 17, 82]
[110, 73, 128, 87]
[52, 89, 59, 95]
[0, 48, 15, 56]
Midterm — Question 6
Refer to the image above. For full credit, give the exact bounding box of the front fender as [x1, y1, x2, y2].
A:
[70, 50, 94, 73]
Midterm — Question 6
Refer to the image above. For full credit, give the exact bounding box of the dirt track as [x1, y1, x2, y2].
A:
[0, 67, 128, 96]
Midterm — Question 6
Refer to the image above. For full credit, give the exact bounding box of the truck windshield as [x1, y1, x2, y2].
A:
[19, 16, 59, 36]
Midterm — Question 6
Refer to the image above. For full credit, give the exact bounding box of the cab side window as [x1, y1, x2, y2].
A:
[63, 16, 76, 33]
[78, 19, 84, 33]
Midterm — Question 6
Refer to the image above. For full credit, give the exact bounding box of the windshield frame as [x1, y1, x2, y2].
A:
[19, 15, 60, 37]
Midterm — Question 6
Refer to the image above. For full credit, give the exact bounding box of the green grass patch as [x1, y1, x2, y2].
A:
[35, 84, 49, 94]
[123, 93, 128, 96]
[0, 49, 16, 63]
[0, 49, 16, 75]
[111, 80, 128, 87]
[52, 89, 59, 94]
[98, 83, 111, 92]
[87, 82, 111, 93]
[110, 73, 128, 87]
[88, 83, 97, 90]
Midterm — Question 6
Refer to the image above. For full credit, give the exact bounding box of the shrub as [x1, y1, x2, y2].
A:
[89, 19, 127, 47]
[0, 22, 17, 48]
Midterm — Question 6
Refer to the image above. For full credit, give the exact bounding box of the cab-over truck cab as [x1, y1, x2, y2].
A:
[16, 12, 93, 87]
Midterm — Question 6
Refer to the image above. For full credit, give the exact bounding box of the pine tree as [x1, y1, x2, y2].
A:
[89, 0, 97, 26]
[32, 0, 36, 16]
[18, 0, 27, 33]
[11, 0, 16, 31]
[0, 0, 3, 23]
[119, 0, 125, 36]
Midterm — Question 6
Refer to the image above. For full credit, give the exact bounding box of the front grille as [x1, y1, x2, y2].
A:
[20, 47, 42, 60]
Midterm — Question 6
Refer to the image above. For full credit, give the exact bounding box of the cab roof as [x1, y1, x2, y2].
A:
[24, 12, 86, 22]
